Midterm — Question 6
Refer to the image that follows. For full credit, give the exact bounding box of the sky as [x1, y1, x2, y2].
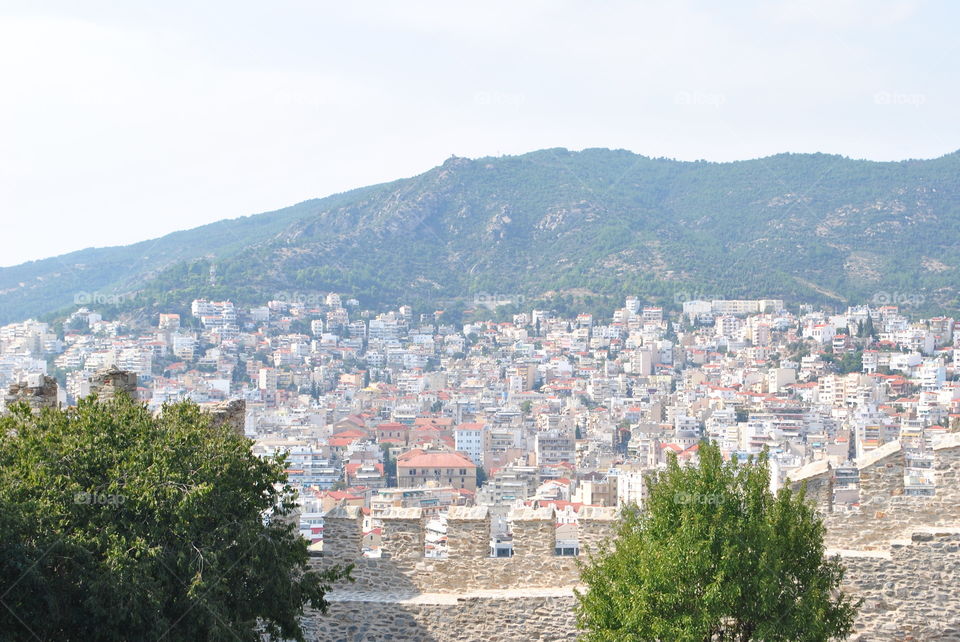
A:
[0, 0, 957, 267]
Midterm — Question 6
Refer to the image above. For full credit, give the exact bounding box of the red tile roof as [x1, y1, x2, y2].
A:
[397, 449, 476, 469]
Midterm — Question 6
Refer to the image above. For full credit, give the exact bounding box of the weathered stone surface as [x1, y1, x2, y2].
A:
[509, 506, 556, 558]
[447, 506, 490, 560]
[89, 366, 138, 401]
[790, 441, 960, 550]
[3, 374, 59, 411]
[839, 530, 960, 640]
[788, 457, 831, 483]
[382, 511, 424, 562]
[304, 591, 579, 641]
[323, 506, 364, 561]
[577, 506, 618, 554]
[206, 399, 246, 435]
[307, 527, 960, 641]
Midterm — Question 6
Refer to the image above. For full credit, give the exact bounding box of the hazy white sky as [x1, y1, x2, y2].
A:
[0, 0, 956, 266]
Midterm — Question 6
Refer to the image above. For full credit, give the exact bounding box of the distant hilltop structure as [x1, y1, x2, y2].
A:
[682, 298, 785, 317]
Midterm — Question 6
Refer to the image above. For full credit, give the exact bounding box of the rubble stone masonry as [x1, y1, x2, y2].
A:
[789, 435, 960, 549]
[3, 375, 59, 411]
[88, 366, 138, 401]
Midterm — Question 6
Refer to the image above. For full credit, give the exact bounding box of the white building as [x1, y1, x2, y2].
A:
[454, 423, 485, 466]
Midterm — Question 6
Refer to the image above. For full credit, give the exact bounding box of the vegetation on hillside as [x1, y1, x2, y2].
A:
[3, 148, 960, 324]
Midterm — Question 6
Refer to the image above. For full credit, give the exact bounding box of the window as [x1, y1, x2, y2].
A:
[409, 469, 416, 475]
[459, 469, 467, 475]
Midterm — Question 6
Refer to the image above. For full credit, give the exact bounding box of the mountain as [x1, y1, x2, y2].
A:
[3, 147, 960, 324]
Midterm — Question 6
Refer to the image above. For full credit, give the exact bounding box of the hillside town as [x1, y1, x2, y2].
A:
[2, 294, 958, 557]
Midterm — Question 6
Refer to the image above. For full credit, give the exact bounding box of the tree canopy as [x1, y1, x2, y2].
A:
[0, 395, 348, 641]
[576, 442, 859, 641]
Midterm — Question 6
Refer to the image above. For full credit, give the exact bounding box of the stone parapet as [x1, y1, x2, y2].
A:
[787, 458, 833, 513]
[446, 505, 490, 559]
[305, 526, 960, 641]
[786, 439, 960, 549]
[382, 508, 425, 562]
[509, 506, 556, 558]
[838, 527, 960, 640]
[577, 506, 618, 553]
[305, 590, 578, 641]
[322, 506, 364, 561]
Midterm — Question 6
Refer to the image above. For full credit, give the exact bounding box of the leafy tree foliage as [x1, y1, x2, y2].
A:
[576, 442, 859, 641]
[836, 350, 863, 375]
[0, 395, 348, 642]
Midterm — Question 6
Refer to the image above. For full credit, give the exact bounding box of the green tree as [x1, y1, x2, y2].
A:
[0, 395, 349, 642]
[380, 443, 397, 487]
[576, 442, 859, 641]
[862, 314, 876, 340]
[837, 350, 863, 375]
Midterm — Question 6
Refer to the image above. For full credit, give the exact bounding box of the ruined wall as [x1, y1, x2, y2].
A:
[206, 399, 246, 435]
[89, 367, 138, 401]
[789, 436, 960, 549]
[3, 375, 59, 411]
[307, 442, 960, 641]
[303, 504, 604, 641]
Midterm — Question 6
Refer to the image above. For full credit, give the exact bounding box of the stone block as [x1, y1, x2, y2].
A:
[323, 506, 364, 561]
[382, 508, 424, 561]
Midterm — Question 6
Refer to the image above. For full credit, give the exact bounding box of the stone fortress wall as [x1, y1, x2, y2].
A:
[789, 433, 960, 549]
[309, 436, 960, 641]
[305, 505, 613, 641]
[316, 504, 616, 594]
[7, 372, 959, 640]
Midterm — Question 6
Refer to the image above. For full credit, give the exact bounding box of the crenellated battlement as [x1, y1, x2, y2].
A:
[88, 366, 138, 401]
[307, 456, 960, 641]
[789, 435, 960, 548]
[314, 505, 618, 595]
